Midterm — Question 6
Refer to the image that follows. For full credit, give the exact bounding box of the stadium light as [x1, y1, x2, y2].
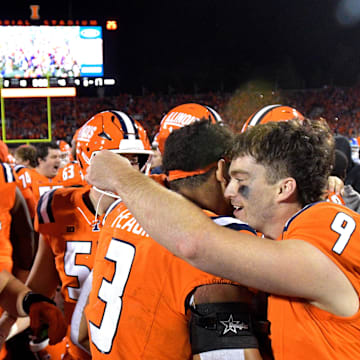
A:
[0, 87, 76, 98]
[106, 20, 118, 30]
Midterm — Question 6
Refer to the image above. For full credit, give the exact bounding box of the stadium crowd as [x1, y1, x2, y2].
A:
[3, 84, 360, 145]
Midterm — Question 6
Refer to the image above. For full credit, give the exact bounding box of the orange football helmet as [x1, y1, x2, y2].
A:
[241, 104, 305, 133]
[76, 110, 153, 174]
[153, 103, 223, 155]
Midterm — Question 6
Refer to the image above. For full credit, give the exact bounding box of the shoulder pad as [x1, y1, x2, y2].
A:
[211, 216, 257, 235]
[0, 162, 15, 183]
[37, 189, 57, 224]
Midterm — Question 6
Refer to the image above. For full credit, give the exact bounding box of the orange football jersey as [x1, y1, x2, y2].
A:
[29, 168, 64, 203]
[35, 185, 102, 360]
[85, 201, 257, 359]
[268, 201, 360, 360]
[0, 163, 16, 273]
[13, 164, 37, 218]
[56, 161, 86, 188]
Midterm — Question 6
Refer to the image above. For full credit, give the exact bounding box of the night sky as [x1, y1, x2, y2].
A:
[5, 1, 360, 93]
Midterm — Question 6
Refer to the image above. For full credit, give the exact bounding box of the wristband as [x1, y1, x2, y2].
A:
[22, 292, 56, 315]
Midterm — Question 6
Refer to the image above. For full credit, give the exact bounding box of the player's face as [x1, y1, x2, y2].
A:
[122, 154, 140, 170]
[59, 152, 70, 168]
[151, 148, 162, 168]
[224, 155, 278, 233]
[40, 148, 61, 178]
[15, 154, 29, 167]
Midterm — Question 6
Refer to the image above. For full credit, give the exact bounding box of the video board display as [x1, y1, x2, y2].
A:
[0, 25, 103, 79]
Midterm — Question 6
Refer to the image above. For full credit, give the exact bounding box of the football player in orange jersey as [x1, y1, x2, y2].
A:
[30, 142, 63, 202]
[240, 104, 304, 133]
[0, 162, 34, 280]
[55, 138, 87, 189]
[13, 145, 38, 219]
[24, 110, 153, 360]
[153, 102, 223, 155]
[57, 140, 73, 168]
[56, 159, 87, 189]
[241, 104, 344, 203]
[0, 162, 36, 359]
[14, 144, 37, 169]
[0, 142, 37, 218]
[87, 118, 360, 359]
[76, 109, 266, 359]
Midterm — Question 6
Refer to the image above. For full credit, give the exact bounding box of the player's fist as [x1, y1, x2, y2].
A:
[29, 302, 67, 345]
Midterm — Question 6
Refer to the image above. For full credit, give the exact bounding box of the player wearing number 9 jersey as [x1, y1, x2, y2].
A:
[268, 200, 360, 359]
[25, 110, 153, 359]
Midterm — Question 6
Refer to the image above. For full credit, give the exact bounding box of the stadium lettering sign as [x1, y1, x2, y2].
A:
[0, 19, 98, 26]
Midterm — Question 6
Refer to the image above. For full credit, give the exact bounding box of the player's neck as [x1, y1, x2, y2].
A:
[35, 166, 56, 179]
[177, 179, 229, 216]
[262, 202, 302, 240]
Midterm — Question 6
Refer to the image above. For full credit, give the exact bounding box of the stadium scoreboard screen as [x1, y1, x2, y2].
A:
[0, 19, 117, 90]
[0, 15, 119, 143]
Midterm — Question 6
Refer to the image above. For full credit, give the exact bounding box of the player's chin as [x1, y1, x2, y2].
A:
[52, 166, 59, 176]
[233, 206, 244, 219]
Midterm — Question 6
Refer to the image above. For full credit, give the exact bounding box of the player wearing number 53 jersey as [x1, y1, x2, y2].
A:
[26, 109, 154, 359]
[28, 185, 103, 359]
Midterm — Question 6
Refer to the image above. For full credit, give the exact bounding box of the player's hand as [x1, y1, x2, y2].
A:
[86, 150, 131, 192]
[327, 176, 344, 195]
[29, 302, 67, 345]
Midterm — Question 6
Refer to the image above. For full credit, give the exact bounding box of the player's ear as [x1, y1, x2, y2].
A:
[215, 159, 229, 185]
[277, 177, 297, 202]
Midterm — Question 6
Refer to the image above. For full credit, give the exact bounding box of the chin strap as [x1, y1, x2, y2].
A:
[93, 186, 122, 199]
[94, 190, 105, 222]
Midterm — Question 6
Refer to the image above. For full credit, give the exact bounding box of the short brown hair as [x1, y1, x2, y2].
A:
[14, 145, 37, 168]
[230, 119, 335, 206]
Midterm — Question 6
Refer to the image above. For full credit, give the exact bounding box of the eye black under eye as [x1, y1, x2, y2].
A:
[238, 185, 250, 198]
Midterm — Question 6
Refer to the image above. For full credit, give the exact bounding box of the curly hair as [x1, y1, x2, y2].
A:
[162, 120, 234, 190]
[230, 119, 335, 206]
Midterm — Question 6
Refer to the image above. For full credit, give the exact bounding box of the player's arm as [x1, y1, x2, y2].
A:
[25, 234, 60, 298]
[10, 187, 35, 272]
[190, 284, 264, 360]
[0, 270, 66, 347]
[86, 151, 358, 317]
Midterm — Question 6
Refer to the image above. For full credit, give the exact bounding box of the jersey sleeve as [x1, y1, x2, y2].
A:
[34, 188, 57, 233]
